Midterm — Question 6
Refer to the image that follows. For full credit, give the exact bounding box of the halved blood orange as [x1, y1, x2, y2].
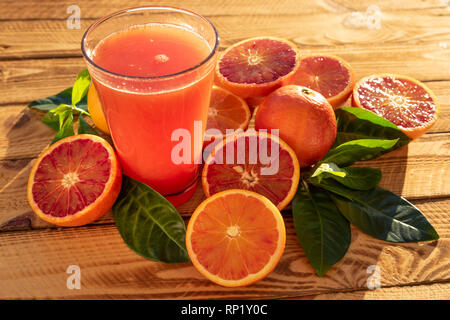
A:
[288, 54, 355, 108]
[27, 134, 122, 227]
[215, 37, 300, 99]
[202, 131, 300, 210]
[186, 189, 286, 287]
[352, 74, 439, 139]
[204, 85, 251, 146]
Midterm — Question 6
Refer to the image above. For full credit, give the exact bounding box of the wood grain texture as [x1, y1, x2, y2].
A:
[288, 282, 450, 300]
[1, 0, 449, 300]
[0, 199, 448, 299]
[1, 11, 450, 61]
[2, 49, 450, 106]
[0, 0, 446, 20]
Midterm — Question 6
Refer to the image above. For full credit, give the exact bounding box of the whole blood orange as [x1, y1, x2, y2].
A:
[87, 84, 110, 134]
[352, 74, 439, 139]
[205, 85, 251, 146]
[27, 134, 122, 227]
[255, 85, 337, 168]
[215, 37, 300, 99]
[202, 131, 300, 211]
[288, 54, 355, 108]
[186, 189, 286, 287]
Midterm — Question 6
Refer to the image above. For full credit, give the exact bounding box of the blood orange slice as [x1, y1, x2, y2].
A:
[202, 131, 300, 210]
[205, 85, 251, 145]
[27, 134, 122, 227]
[186, 189, 286, 287]
[288, 54, 355, 108]
[215, 37, 300, 99]
[352, 74, 439, 139]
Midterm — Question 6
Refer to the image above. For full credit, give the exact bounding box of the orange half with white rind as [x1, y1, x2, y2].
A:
[352, 73, 439, 139]
[215, 37, 300, 99]
[288, 54, 355, 108]
[202, 131, 300, 211]
[27, 134, 122, 227]
[186, 189, 286, 287]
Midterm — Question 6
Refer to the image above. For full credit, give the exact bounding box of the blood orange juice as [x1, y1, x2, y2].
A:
[82, 7, 218, 205]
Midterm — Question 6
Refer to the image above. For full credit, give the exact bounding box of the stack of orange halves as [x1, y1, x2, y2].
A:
[187, 36, 438, 287]
[27, 36, 438, 288]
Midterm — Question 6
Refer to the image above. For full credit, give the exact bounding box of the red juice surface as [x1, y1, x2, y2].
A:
[92, 24, 214, 195]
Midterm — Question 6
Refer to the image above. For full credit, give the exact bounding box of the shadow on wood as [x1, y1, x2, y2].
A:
[0, 108, 54, 231]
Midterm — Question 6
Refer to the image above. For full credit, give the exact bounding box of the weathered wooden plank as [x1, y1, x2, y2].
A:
[1, 48, 450, 107]
[0, 0, 446, 20]
[288, 281, 450, 300]
[0, 58, 85, 105]
[355, 133, 450, 199]
[0, 199, 448, 299]
[1, 0, 449, 300]
[0, 8, 450, 60]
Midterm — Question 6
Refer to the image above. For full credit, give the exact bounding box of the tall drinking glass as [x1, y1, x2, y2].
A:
[82, 6, 219, 206]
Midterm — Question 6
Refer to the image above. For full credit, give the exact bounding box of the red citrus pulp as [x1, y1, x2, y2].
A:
[352, 74, 439, 139]
[288, 54, 355, 108]
[202, 131, 300, 210]
[27, 134, 122, 226]
[215, 37, 300, 98]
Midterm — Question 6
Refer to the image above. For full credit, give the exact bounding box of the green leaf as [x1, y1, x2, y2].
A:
[321, 138, 398, 167]
[334, 107, 410, 149]
[310, 179, 439, 242]
[76, 94, 89, 113]
[78, 115, 97, 135]
[41, 110, 61, 131]
[113, 176, 190, 263]
[71, 69, 91, 106]
[292, 182, 351, 276]
[311, 163, 347, 179]
[310, 163, 382, 190]
[51, 112, 74, 144]
[41, 104, 72, 131]
[28, 86, 89, 114]
[28, 87, 72, 111]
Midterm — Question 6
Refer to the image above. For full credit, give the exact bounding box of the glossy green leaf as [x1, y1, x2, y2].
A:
[292, 183, 351, 276]
[310, 163, 381, 190]
[71, 69, 91, 106]
[28, 87, 72, 111]
[321, 138, 398, 167]
[310, 179, 440, 242]
[78, 115, 97, 135]
[76, 94, 89, 113]
[41, 109, 61, 131]
[334, 107, 410, 149]
[113, 176, 190, 263]
[51, 112, 74, 144]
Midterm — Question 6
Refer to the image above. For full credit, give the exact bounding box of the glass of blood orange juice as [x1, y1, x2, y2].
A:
[82, 7, 219, 206]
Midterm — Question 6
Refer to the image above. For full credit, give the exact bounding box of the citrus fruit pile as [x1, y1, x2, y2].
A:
[27, 35, 439, 289]
[192, 36, 439, 287]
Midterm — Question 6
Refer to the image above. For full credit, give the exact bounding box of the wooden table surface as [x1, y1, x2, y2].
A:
[0, 0, 449, 300]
